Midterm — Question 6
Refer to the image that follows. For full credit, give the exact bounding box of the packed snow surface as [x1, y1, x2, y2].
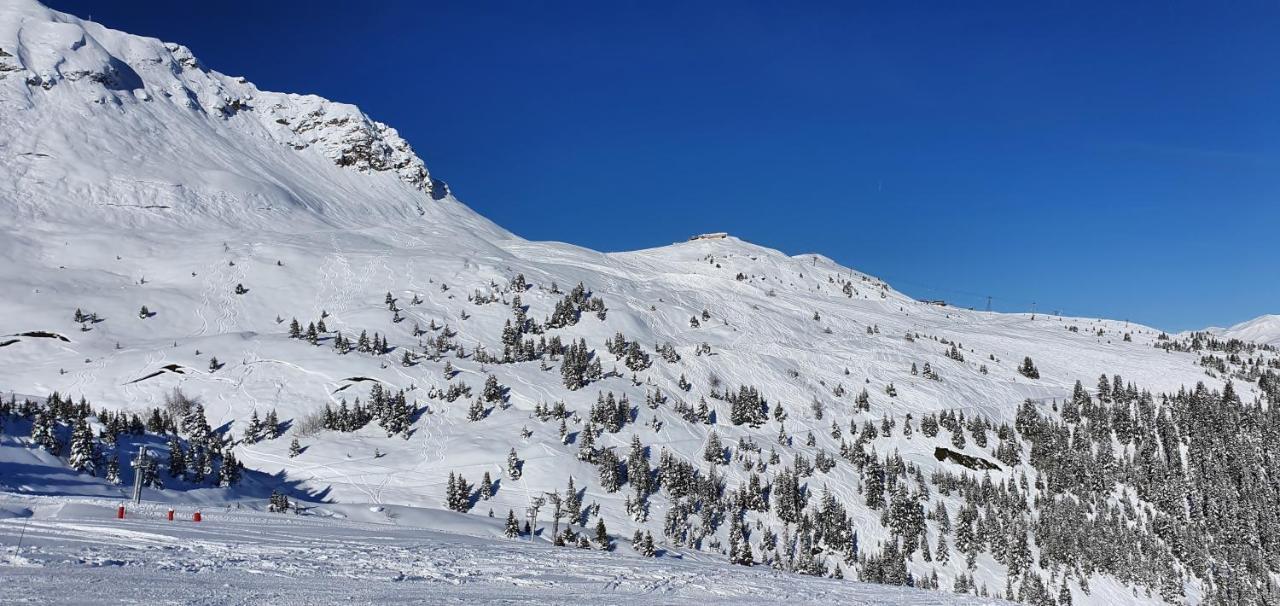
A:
[0, 496, 1004, 605]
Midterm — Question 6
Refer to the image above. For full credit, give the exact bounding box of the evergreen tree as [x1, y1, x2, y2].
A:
[1096, 373, 1112, 402]
[626, 436, 651, 496]
[1018, 356, 1040, 379]
[577, 423, 597, 462]
[505, 509, 521, 538]
[182, 402, 210, 440]
[264, 409, 280, 439]
[68, 417, 97, 474]
[703, 431, 724, 465]
[218, 451, 242, 487]
[167, 433, 187, 478]
[954, 504, 979, 567]
[268, 490, 290, 513]
[886, 485, 926, 549]
[594, 518, 611, 549]
[507, 448, 522, 479]
[245, 410, 262, 443]
[1006, 524, 1032, 578]
[31, 408, 59, 454]
[480, 471, 494, 500]
[597, 448, 621, 492]
[560, 340, 595, 390]
[189, 446, 209, 484]
[105, 450, 122, 485]
[446, 472, 473, 512]
[729, 517, 754, 565]
[468, 397, 486, 421]
[483, 374, 504, 403]
[639, 531, 656, 557]
[773, 467, 805, 523]
[564, 476, 582, 522]
[863, 456, 886, 509]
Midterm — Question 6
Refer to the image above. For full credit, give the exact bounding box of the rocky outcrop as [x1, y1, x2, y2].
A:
[1, 0, 440, 197]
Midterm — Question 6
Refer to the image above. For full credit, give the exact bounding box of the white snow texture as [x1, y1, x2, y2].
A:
[0, 1, 1272, 604]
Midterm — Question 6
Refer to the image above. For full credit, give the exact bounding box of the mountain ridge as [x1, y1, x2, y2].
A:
[2, 3, 1278, 605]
[0, 0, 495, 232]
[1206, 314, 1280, 347]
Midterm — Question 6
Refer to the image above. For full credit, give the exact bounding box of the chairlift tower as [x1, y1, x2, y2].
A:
[131, 446, 152, 504]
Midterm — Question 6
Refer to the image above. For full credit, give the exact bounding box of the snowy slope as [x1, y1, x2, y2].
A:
[1206, 315, 1280, 347]
[0, 0, 506, 235]
[0, 497, 1005, 605]
[0, 2, 1275, 605]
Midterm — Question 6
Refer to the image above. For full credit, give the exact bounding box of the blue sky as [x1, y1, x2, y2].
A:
[49, 1, 1278, 331]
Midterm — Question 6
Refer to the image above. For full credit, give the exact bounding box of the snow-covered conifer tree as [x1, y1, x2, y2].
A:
[504, 509, 520, 538]
[68, 417, 97, 474]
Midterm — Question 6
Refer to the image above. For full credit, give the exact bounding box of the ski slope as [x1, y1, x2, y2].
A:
[0, 496, 1008, 605]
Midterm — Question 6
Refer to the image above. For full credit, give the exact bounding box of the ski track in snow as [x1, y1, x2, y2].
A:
[218, 255, 245, 335]
[65, 351, 104, 398]
[192, 253, 222, 339]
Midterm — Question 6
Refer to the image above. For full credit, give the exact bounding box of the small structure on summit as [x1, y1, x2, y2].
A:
[689, 232, 729, 241]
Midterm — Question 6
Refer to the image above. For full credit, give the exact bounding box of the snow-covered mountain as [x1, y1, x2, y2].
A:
[0, 0, 493, 232]
[1, 2, 1277, 605]
[1206, 315, 1280, 347]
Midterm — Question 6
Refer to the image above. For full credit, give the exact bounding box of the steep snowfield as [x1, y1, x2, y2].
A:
[0, 2, 1271, 604]
[0, 0, 498, 233]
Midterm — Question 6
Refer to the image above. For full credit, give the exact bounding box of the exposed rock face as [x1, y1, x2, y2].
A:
[0, 0, 441, 206]
[271, 100, 435, 194]
[933, 446, 1000, 471]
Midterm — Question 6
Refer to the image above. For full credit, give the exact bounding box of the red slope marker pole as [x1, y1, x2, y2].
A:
[117, 505, 125, 519]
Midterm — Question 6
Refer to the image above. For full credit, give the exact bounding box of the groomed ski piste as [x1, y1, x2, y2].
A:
[0, 497, 1005, 605]
[1, 1, 1278, 604]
